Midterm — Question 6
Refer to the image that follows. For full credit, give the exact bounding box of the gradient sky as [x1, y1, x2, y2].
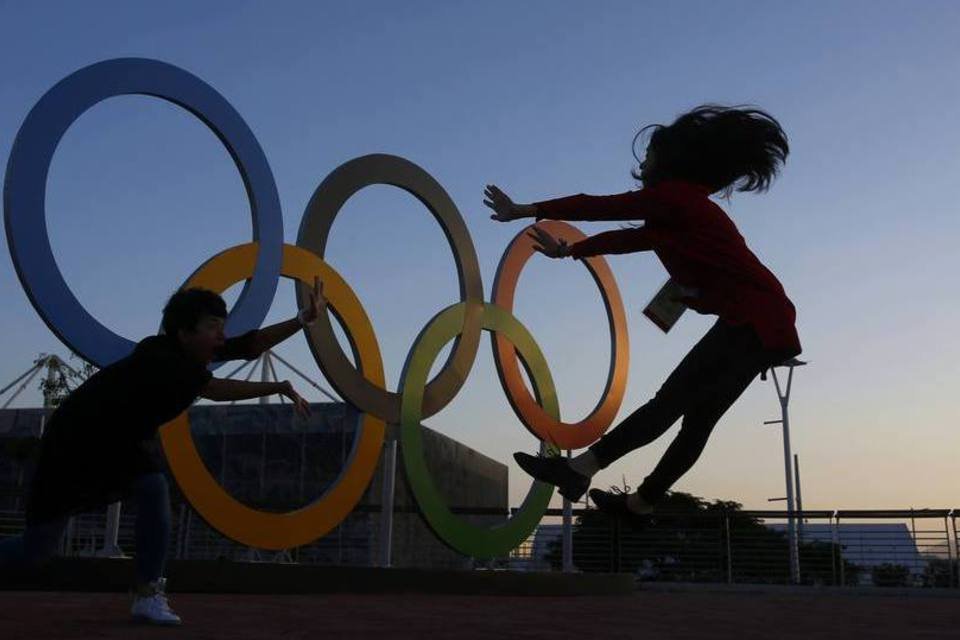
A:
[1, 1, 958, 512]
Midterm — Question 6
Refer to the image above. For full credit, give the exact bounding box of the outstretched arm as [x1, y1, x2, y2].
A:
[529, 226, 657, 259]
[533, 190, 666, 223]
[199, 378, 311, 417]
[246, 317, 302, 357]
[484, 184, 668, 223]
[214, 276, 326, 361]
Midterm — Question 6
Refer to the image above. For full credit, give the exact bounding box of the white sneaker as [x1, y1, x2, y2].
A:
[131, 577, 182, 626]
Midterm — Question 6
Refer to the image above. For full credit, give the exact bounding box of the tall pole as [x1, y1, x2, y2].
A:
[794, 453, 803, 541]
[779, 377, 798, 584]
[259, 353, 271, 404]
[562, 450, 573, 572]
[41, 357, 58, 410]
[767, 359, 806, 584]
[378, 439, 397, 567]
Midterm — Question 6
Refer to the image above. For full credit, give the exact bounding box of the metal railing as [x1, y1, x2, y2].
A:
[508, 507, 958, 588]
[2, 501, 957, 589]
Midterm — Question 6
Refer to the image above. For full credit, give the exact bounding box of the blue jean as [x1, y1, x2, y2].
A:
[0, 472, 171, 585]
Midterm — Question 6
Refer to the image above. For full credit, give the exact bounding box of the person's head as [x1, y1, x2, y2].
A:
[632, 103, 789, 199]
[161, 288, 227, 363]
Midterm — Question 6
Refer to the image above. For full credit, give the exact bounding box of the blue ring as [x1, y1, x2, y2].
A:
[3, 58, 283, 367]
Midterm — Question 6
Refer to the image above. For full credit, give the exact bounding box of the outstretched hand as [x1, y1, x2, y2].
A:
[484, 184, 535, 222]
[298, 275, 326, 325]
[279, 380, 312, 419]
[527, 226, 570, 259]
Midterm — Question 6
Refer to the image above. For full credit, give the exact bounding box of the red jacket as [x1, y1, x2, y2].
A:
[534, 180, 802, 360]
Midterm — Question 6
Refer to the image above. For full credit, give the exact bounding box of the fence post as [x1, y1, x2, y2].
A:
[834, 511, 845, 587]
[951, 511, 958, 588]
[724, 513, 732, 584]
[378, 439, 397, 568]
[561, 450, 574, 572]
[62, 516, 74, 556]
[946, 512, 956, 589]
[611, 518, 622, 573]
[829, 511, 837, 586]
[95, 502, 123, 557]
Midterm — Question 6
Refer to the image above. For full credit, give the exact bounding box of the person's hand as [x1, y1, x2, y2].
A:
[484, 184, 536, 222]
[298, 275, 325, 326]
[527, 226, 570, 259]
[279, 380, 312, 419]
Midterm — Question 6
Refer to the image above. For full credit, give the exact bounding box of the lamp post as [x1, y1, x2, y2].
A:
[763, 358, 807, 584]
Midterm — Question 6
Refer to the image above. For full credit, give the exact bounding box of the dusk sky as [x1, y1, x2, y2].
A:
[1, 1, 958, 511]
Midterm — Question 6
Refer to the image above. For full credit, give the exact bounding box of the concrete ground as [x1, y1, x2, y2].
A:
[1, 589, 958, 639]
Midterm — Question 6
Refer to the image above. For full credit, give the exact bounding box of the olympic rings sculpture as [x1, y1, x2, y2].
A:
[3, 59, 630, 558]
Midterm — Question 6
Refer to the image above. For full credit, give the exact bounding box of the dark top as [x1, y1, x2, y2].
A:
[25, 331, 258, 525]
[534, 179, 802, 362]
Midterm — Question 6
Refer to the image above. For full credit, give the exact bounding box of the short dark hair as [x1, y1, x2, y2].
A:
[161, 288, 227, 336]
[632, 103, 789, 199]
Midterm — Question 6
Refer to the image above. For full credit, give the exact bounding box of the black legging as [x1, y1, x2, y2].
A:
[589, 317, 770, 504]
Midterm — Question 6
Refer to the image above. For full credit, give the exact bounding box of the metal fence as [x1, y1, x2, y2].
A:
[2, 501, 957, 588]
[508, 507, 958, 588]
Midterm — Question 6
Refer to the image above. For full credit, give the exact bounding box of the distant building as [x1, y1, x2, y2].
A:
[515, 523, 563, 571]
[0, 403, 508, 569]
[766, 522, 925, 584]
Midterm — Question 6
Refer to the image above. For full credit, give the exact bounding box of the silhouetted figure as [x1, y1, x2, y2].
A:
[0, 282, 323, 624]
[484, 104, 802, 525]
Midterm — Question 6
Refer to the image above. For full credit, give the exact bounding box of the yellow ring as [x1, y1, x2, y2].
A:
[159, 243, 386, 550]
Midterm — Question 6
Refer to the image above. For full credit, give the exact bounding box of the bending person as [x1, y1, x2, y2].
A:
[0, 278, 324, 625]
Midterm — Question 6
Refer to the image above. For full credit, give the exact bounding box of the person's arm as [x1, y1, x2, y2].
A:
[568, 227, 658, 258]
[199, 378, 311, 417]
[533, 190, 668, 223]
[214, 276, 326, 361]
[211, 319, 302, 361]
[200, 378, 286, 401]
[485, 184, 669, 223]
[213, 329, 260, 361]
[245, 317, 302, 356]
[527, 225, 657, 259]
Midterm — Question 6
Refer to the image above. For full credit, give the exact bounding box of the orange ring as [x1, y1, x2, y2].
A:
[491, 221, 629, 449]
[159, 243, 386, 550]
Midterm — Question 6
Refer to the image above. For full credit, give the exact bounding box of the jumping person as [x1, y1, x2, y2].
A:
[0, 278, 324, 625]
[483, 104, 802, 525]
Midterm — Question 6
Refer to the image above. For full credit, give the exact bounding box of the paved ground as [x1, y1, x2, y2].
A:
[1, 590, 957, 639]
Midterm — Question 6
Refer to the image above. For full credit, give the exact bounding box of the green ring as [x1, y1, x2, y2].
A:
[400, 302, 560, 558]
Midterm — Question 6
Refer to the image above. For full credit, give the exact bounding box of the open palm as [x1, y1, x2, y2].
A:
[527, 227, 569, 259]
[484, 184, 530, 222]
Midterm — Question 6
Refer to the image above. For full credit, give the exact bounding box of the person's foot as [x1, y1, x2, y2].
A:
[514, 452, 591, 502]
[131, 577, 182, 626]
[589, 488, 655, 528]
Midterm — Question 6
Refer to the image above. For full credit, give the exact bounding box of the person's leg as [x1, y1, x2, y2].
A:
[131, 472, 171, 587]
[634, 347, 764, 505]
[585, 319, 739, 472]
[0, 516, 68, 570]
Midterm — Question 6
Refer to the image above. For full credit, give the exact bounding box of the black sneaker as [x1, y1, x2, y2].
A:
[589, 488, 655, 529]
[513, 452, 590, 502]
